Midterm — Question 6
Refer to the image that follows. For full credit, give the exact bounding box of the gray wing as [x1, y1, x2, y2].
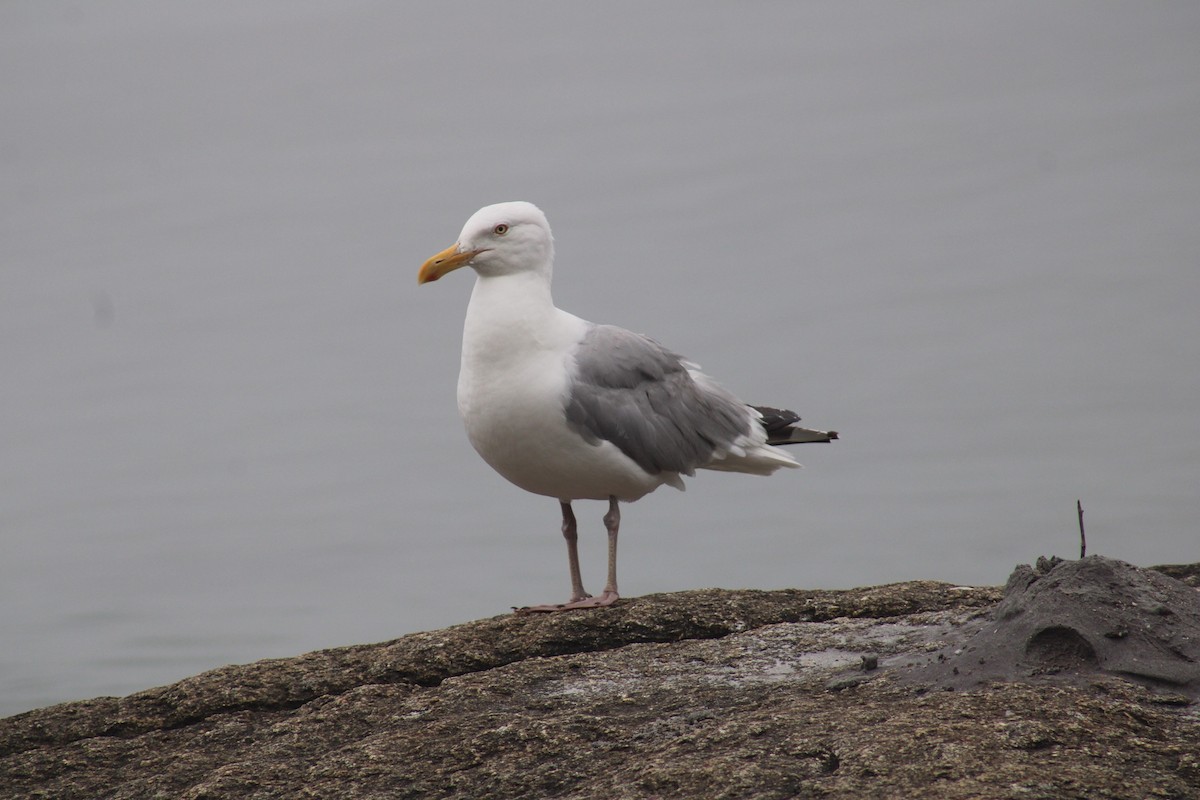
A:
[564, 324, 753, 476]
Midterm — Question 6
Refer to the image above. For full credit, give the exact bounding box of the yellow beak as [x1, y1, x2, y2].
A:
[418, 244, 480, 284]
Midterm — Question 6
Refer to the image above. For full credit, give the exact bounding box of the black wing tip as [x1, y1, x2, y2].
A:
[751, 405, 802, 434]
[753, 405, 838, 443]
[764, 426, 839, 445]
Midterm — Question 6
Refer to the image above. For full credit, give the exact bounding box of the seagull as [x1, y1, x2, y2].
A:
[418, 202, 836, 612]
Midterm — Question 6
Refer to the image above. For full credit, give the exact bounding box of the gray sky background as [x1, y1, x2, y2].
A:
[2, 2, 1198, 716]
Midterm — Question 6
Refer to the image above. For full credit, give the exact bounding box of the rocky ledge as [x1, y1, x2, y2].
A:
[2, 555, 1198, 799]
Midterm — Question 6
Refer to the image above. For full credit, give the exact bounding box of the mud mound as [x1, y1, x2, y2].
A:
[901, 555, 1200, 697]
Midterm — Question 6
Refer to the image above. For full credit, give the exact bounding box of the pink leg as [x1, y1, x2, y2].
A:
[516, 497, 621, 613]
[596, 495, 620, 604]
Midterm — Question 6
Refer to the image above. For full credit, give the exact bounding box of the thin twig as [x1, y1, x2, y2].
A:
[1077, 499, 1086, 559]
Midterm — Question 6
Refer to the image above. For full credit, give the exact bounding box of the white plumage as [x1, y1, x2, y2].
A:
[418, 201, 835, 611]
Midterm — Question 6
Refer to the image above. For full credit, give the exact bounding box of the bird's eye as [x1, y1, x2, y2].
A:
[493, 224, 509, 235]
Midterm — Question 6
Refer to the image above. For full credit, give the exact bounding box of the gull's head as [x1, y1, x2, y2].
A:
[418, 201, 554, 284]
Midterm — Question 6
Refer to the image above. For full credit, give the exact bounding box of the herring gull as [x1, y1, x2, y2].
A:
[418, 202, 836, 612]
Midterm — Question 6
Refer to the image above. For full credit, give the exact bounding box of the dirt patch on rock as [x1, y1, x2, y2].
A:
[899, 556, 1200, 698]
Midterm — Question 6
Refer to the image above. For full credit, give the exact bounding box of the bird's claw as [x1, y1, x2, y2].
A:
[515, 590, 620, 613]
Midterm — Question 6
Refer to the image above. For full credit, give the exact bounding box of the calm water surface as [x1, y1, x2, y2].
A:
[2, 2, 1198, 716]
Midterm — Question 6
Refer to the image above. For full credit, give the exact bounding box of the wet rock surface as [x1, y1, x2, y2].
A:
[2, 558, 1198, 799]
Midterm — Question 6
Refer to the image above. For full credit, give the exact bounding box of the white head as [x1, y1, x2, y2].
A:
[418, 201, 555, 284]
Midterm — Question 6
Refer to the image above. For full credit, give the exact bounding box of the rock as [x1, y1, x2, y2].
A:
[2, 558, 1198, 799]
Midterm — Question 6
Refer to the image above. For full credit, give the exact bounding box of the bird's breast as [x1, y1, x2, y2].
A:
[458, 331, 570, 453]
[453, 287, 668, 501]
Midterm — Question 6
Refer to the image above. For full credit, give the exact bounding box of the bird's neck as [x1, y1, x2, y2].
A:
[462, 271, 562, 359]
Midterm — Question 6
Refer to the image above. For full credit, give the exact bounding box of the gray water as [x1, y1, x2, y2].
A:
[2, 2, 1198, 718]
